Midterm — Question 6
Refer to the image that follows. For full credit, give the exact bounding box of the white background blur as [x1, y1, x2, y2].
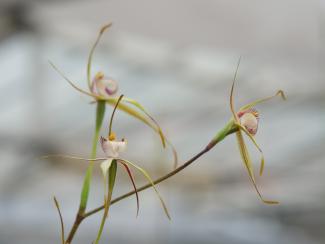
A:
[0, 0, 324, 243]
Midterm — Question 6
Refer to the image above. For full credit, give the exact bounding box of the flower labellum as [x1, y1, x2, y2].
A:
[100, 135, 127, 159]
[91, 72, 118, 98]
[238, 108, 259, 136]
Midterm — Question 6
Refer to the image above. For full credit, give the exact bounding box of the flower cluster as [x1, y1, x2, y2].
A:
[50, 23, 177, 164]
[45, 24, 287, 244]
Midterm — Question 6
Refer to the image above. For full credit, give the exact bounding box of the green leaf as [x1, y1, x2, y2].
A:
[79, 101, 106, 212]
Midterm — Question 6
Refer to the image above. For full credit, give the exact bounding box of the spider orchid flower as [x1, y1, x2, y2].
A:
[103, 95, 168, 210]
[98, 133, 170, 218]
[94, 132, 170, 243]
[228, 58, 286, 204]
[95, 95, 171, 244]
[49, 23, 177, 164]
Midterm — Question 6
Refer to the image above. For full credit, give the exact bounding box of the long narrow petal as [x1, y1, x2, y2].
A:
[236, 123, 266, 176]
[239, 90, 286, 111]
[105, 98, 156, 131]
[53, 197, 65, 244]
[49, 61, 98, 98]
[235, 131, 278, 204]
[87, 23, 112, 90]
[118, 160, 140, 217]
[122, 97, 179, 167]
[236, 131, 255, 182]
[229, 57, 242, 121]
[105, 98, 178, 166]
[41, 155, 107, 162]
[118, 158, 171, 220]
[121, 97, 166, 148]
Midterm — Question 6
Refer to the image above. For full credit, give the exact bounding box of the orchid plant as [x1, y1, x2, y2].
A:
[49, 23, 177, 243]
[45, 24, 286, 244]
[48, 95, 170, 244]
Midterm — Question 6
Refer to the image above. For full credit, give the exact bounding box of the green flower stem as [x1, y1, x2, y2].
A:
[207, 120, 237, 150]
[80, 100, 106, 211]
[65, 100, 106, 244]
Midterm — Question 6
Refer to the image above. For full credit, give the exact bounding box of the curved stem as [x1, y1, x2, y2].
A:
[84, 146, 209, 218]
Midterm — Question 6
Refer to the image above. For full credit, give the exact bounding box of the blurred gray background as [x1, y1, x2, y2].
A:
[0, 0, 324, 243]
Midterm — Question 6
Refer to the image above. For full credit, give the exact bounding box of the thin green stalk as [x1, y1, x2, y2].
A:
[79, 100, 106, 211]
[207, 120, 237, 149]
[65, 101, 105, 244]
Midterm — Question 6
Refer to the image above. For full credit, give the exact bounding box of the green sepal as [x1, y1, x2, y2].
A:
[94, 159, 117, 244]
[108, 160, 117, 194]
